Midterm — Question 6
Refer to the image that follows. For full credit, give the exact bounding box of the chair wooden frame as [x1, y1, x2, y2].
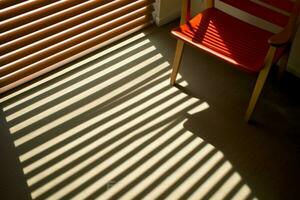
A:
[170, 0, 300, 122]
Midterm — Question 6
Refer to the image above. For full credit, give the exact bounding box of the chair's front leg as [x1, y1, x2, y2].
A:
[245, 46, 276, 122]
[170, 40, 185, 85]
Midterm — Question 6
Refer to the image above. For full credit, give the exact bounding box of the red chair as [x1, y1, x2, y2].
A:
[170, 0, 300, 122]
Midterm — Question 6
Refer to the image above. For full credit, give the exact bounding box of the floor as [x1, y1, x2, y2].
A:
[1, 22, 299, 200]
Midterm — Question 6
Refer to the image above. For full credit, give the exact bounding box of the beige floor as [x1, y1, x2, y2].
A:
[1, 22, 300, 200]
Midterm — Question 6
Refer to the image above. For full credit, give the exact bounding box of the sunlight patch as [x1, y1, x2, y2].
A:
[1, 31, 257, 200]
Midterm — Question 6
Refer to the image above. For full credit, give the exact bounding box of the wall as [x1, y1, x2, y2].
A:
[154, 0, 181, 26]
[154, 0, 205, 26]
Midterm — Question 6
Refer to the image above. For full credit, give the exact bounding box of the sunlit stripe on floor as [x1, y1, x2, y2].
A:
[28, 95, 202, 198]
[101, 142, 214, 200]
[52, 125, 193, 200]
[19, 70, 172, 163]
[85, 130, 202, 200]
[15, 59, 167, 151]
[26, 85, 198, 187]
[184, 161, 232, 200]
[7, 41, 152, 123]
[22, 71, 176, 173]
[208, 172, 242, 200]
[1, 26, 259, 200]
[1, 33, 146, 106]
[10, 45, 156, 134]
[143, 151, 219, 199]
[31, 122, 190, 199]
[12, 52, 162, 147]
[4, 39, 150, 118]
[231, 184, 253, 200]
[154, 151, 224, 199]
[124, 144, 215, 199]
[187, 101, 209, 115]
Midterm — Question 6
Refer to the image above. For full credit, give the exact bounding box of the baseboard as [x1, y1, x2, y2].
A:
[155, 10, 180, 26]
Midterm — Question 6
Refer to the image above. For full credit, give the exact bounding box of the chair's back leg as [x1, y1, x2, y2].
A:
[245, 46, 276, 122]
[277, 52, 289, 79]
[206, 0, 214, 8]
[170, 40, 185, 85]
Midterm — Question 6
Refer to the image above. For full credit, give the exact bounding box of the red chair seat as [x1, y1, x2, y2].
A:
[171, 8, 284, 73]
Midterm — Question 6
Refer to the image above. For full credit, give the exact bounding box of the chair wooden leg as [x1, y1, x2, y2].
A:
[206, 0, 214, 8]
[245, 47, 276, 122]
[170, 40, 185, 85]
[277, 52, 289, 80]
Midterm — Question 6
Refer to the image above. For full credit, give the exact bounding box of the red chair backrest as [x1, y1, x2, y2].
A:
[215, 0, 295, 33]
[260, 0, 294, 12]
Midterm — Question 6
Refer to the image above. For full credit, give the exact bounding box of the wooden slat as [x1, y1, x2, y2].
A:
[0, 15, 152, 88]
[0, 0, 87, 33]
[0, 0, 57, 21]
[0, 0, 27, 10]
[0, 0, 154, 92]
[0, 1, 130, 44]
[0, 0, 139, 55]
[1, 0, 151, 64]
[0, 5, 152, 76]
